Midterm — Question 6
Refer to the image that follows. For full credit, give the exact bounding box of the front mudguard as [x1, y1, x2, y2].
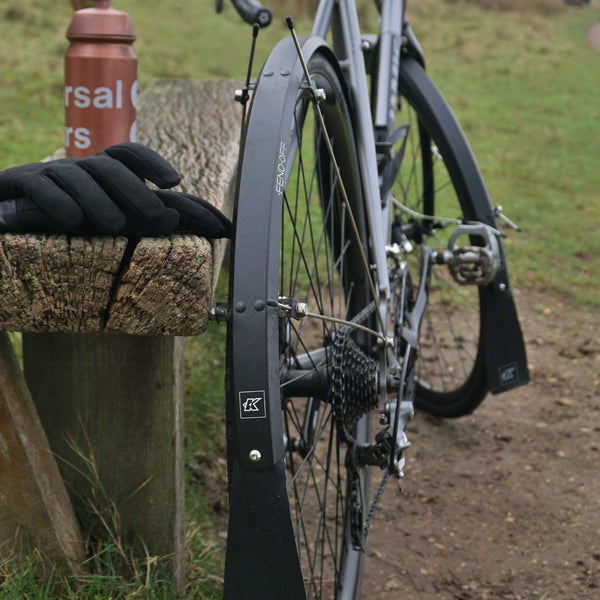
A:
[225, 35, 348, 600]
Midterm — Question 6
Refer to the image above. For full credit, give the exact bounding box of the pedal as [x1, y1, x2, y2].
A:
[436, 223, 501, 286]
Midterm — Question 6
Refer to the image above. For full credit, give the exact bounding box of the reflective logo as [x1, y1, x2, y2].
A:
[499, 362, 519, 386]
[275, 141, 287, 196]
[239, 390, 267, 419]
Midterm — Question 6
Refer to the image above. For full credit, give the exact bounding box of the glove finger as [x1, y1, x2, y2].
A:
[102, 143, 181, 189]
[45, 162, 127, 234]
[126, 206, 180, 237]
[156, 191, 232, 238]
[78, 155, 165, 220]
[24, 175, 85, 230]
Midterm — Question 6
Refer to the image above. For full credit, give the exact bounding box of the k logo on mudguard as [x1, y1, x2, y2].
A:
[239, 390, 267, 419]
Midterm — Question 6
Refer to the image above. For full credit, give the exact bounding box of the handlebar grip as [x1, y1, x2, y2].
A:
[231, 0, 272, 27]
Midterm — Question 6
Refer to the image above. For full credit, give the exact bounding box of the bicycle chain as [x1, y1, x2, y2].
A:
[364, 470, 390, 533]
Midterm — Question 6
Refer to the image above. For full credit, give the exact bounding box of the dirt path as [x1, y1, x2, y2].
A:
[362, 289, 600, 599]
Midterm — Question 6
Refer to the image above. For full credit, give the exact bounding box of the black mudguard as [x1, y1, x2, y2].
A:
[401, 26, 529, 396]
[482, 256, 529, 394]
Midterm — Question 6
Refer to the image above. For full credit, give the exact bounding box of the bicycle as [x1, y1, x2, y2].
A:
[217, 0, 529, 597]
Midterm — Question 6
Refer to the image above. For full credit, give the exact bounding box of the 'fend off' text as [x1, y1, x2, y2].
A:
[275, 141, 287, 196]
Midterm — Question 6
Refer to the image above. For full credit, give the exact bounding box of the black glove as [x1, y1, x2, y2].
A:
[0, 142, 231, 238]
[156, 191, 231, 238]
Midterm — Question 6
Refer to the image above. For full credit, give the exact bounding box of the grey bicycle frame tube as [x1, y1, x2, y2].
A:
[373, 0, 404, 131]
[312, 0, 397, 308]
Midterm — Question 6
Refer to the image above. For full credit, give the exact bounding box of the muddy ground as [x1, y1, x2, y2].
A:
[362, 288, 600, 600]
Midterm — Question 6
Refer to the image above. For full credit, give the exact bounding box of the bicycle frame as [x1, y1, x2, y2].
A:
[311, 0, 428, 349]
[312, 0, 399, 323]
[313, 0, 528, 396]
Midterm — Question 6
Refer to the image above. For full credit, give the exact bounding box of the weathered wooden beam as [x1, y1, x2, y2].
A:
[0, 234, 214, 336]
[106, 235, 214, 335]
[0, 332, 84, 572]
[0, 78, 240, 336]
[0, 235, 128, 333]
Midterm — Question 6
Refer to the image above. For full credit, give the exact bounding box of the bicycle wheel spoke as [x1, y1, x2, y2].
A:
[286, 406, 340, 589]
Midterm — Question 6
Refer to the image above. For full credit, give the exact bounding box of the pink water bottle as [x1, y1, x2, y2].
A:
[64, 0, 137, 157]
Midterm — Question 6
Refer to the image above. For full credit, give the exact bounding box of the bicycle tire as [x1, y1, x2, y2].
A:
[227, 38, 378, 599]
[387, 56, 494, 417]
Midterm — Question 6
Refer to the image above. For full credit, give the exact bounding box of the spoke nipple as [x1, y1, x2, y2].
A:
[249, 449, 262, 463]
[286, 15, 294, 30]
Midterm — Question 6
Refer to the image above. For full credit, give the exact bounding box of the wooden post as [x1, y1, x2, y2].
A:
[17, 79, 241, 588]
[0, 332, 84, 572]
[22, 333, 186, 583]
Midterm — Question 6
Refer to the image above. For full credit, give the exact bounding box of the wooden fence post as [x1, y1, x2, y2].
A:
[22, 333, 186, 585]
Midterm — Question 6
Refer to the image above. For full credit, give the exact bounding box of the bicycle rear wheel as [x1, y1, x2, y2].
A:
[388, 56, 495, 417]
[227, 39, 379, 599]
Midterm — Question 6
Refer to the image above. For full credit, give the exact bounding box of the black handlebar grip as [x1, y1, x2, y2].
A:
[231, 0, 272, 27]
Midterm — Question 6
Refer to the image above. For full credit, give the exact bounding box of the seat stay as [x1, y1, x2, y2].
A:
[314, 0, 392, 319]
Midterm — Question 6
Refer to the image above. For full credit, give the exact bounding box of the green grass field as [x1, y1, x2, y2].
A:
[1, 0, 599, 597]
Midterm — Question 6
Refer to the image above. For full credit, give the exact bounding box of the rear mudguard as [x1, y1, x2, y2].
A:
[482, 260, 530, 394]
[225, 35, 348, 600]
[403, 25, 529, 395]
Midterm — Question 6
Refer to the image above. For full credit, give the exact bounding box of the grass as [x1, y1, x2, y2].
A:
[405, 0, 600, 304]
[0, 0, 599, 597]
[0, 547, 176, 599]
